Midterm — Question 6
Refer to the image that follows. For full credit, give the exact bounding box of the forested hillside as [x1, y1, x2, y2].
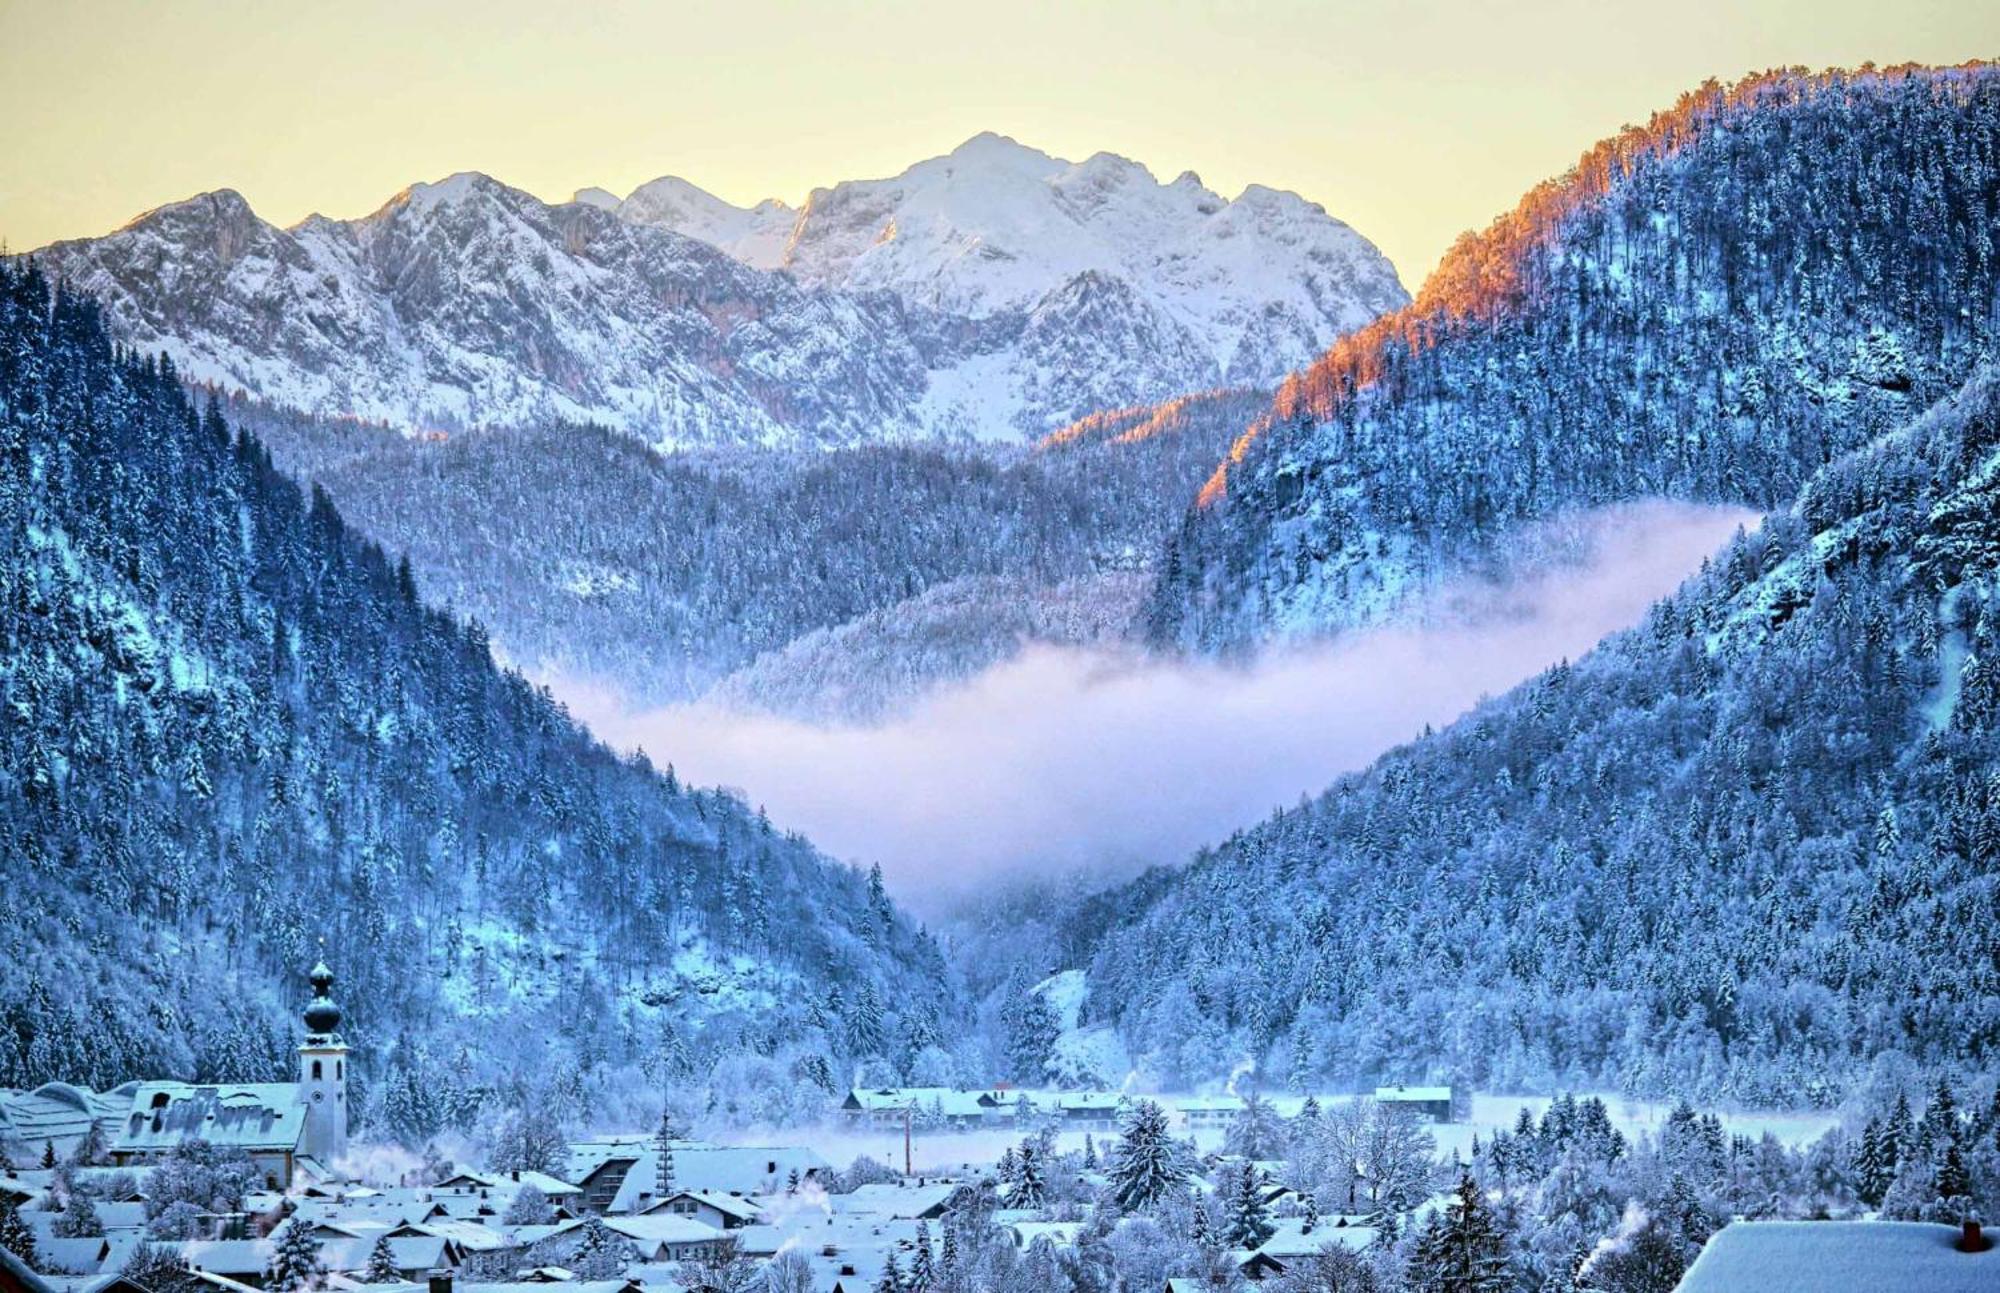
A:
[1152, 63, 2000, 651]
[0, 263, 959, 1135]
[236, 390, 1261, 716]
[1082, 364, 2000, 1103]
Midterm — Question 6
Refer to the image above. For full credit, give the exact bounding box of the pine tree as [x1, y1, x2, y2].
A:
[569, 1218, 625, 1280]
[41, 1141, 56, 1170]
[0, 1200, 38, 1267]
[908, 1219, 936, 1291]
[264, 1222, 327, 1293]
[1082, 1134, 1098, 1170]
[1300, 1188, 1321, 1235]
[1409, 1173, 1508, 1293]
[53, 1191, 104, 1239]
[874, 1248, 903, 1293]
[1223, 1162, 1273, 1250]
[1937, 1141, 1972, 1214]
[1190, 1195, 1216, 1250]
[1013, 1138, 1046, 1210]
[938, 1221, 959, 1280]
[1856, 1118, 1894, 1206]
[1109, 1099, 1186, 1213]
[362, 1235, 400, 1283]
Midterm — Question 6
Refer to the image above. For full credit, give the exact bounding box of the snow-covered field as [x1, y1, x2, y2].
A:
[701, 1089, 1843, 1179]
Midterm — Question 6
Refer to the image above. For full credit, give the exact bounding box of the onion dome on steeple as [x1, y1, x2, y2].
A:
[303, 961, 342, 1038]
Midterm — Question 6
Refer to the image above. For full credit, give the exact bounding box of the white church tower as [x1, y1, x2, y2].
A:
[298, 961, 349, 1165]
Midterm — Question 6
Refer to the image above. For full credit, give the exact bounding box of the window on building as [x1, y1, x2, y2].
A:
[312, 1060, 323, 1081]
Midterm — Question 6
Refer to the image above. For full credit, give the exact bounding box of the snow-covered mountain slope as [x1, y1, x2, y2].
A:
[606, 132, 1409, 394]
[0, 261, 961, 1104]
[1150, 65, 2000, 652]
[1079, 360, 2000, 1098]
[27, 175, 942, 449]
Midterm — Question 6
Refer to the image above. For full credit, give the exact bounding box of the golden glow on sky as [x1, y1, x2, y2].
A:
[1, 0, 1995, 285]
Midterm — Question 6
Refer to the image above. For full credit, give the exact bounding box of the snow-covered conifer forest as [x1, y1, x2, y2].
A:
[3, 51, 1999, 1293]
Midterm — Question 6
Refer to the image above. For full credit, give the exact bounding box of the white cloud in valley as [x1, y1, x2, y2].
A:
[558, 500, 1757, 908]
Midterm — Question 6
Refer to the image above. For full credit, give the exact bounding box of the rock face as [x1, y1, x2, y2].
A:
[30, 138, 1406, 447]
[32, 175, 942, 448]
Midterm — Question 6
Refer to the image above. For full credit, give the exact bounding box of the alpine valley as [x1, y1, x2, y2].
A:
[4, 45, 2000, 1293]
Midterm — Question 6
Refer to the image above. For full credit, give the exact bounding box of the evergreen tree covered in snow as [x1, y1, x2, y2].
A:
[1109, 1099, 1186, 1212]
[264, 1224, 327, 1293]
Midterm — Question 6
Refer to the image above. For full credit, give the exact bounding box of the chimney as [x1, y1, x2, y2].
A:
[1961, 1220, 1992, 1253]
[429, 1271, 454, 1293]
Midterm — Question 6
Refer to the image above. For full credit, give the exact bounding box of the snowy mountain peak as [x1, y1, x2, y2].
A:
[571, 185, 622, 211]
[767, 133, 1407, 349]
[612, 174, 795, 266]
[26, 138, 1407, 445]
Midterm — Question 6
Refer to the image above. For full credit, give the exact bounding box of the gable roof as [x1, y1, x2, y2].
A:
[1675, 1221, 1998, 1293]
[641, 1191, 761, 1224]
[110, 1084, 305, 1156]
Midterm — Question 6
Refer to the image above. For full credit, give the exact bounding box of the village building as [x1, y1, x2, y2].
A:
[1373, 1085, 1455, 1123]
[107, 965, 350, 1192]
[637, 1190, 760, 1231]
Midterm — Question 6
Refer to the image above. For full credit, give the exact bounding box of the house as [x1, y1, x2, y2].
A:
[838, 1089, 990, 1130]
[564, 1142, 828, 1213]
[637, 1190, 760, 1231]
[1238, 1218, 1379, 1279]
[1673, 1219, 1997, 1292]
[593, 1215, 730, 1263]
[1052, 1093, 1123, 1130]
[1174, 1096, 1245, 1130]
[1374, 1086, 1454, 1124]
[834, 1183, 959, 1221]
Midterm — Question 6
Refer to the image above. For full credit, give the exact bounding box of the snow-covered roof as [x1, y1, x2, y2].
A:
[570, 1143, 829, 1211]
[317, 1235, 454, 1274]
[1374, 1085, 1451, 1103]
[439, 1169, 581, 1196]
[642, 1190, 761, 1223]
[842, 1088, 989, 1117]
[1174, 1096, 1246, 1112]
[110, 1083, 306, 1154]
[1252, 1217, 1379, 1261]
[1676, 1221, 1998, 1292]
[835, 1182, 959, 1219]
[0, 1084, 134, 1162]
[597, 1214, 729, 1247]
[181, 1239, 277, 1277]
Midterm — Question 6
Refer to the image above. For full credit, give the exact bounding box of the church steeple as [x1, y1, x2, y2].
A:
[303, 961, 342, 1040]
[298, 961, 349, 1167]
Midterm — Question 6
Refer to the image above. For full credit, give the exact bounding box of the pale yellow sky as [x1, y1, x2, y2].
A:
[1, 0, 1993, 285]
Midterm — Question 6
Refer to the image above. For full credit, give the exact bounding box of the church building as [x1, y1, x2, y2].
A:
[41, 962, 353, 1190]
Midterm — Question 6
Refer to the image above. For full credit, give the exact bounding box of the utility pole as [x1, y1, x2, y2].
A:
[904, 1104, 913, 1178]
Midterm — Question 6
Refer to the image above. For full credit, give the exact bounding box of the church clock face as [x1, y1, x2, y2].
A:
[313, 1091, 325, 1103]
